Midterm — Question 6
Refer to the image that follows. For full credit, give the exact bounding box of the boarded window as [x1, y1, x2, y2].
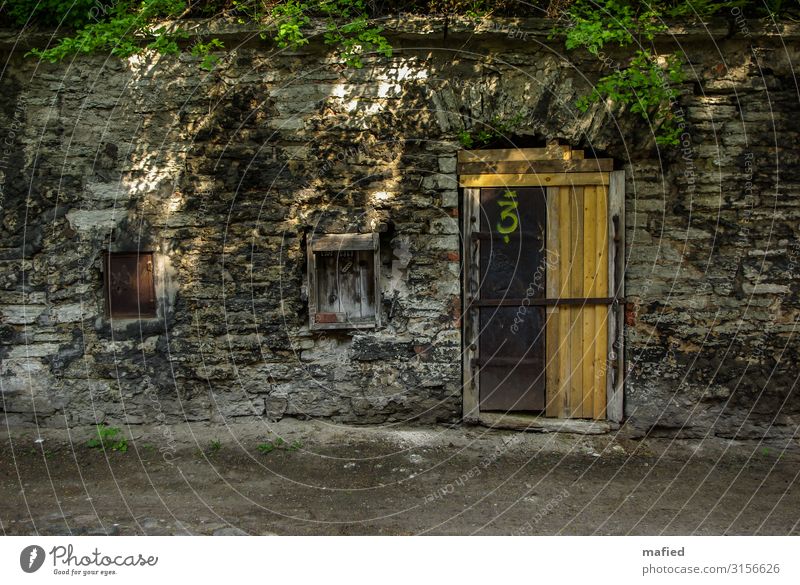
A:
[307, 234, 380, 330]
[104, 252, 157, 319]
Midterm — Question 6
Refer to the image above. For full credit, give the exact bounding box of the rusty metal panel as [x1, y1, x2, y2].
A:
[476, 187, 548, 412]
[105, 252, 156, 318]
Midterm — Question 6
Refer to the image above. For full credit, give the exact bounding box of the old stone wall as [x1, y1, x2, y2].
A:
[1, 17, 798, 438]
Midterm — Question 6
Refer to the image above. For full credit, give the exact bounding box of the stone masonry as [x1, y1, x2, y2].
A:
[0, 16, 798, 438]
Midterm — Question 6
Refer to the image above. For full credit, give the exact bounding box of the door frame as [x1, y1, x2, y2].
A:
[460, 146, 625, 426]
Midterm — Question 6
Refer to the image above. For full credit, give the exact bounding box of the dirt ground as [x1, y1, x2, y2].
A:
[1, 420, 799, 536]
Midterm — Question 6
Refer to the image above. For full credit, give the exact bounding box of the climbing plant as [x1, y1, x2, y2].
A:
[1, 1, 796, 143]
[23, 0, 192, 62]
[235, 0, 392, 67]
[558, 0, 795, 145]
[7, 0, 392, 69]
[560, 0, 684, 145]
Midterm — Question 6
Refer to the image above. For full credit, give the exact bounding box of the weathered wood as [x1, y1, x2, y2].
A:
[306, 243, 317, 329]
[308, 233, 380, 330]
[310, 233, 377, 251]
[593, 185, 609, 420]
[557, 185, 571, 419]
[457, 146, 571, 163]
[462, 188, 481, 422]
[358, 259, 369, 318]
[477, 412, 615, 434]
[456, 151, 623, 425]
[582, 185, 597, 418]
[457, 158, 613, 175]
[607, 171, 626, 422]
[568, 186, 584, 417]
[311, 319, 378, 330]
[372, 237, 382, 328]
[459, 172, 610, 188]
[545, 186, 562, 418]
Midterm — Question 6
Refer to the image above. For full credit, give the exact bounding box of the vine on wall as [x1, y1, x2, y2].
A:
[1, 1, 795, 143]
[561, 0, 688, 145]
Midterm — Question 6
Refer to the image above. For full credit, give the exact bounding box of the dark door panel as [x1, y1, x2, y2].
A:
[477, 306, 546, 411]
[476, 187, 547, 412]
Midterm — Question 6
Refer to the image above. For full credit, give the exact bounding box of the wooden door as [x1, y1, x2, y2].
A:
[461, 146, 625, 422]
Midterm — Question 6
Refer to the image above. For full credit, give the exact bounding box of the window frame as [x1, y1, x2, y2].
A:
[307, 233, 381, 331]
[103, 251, 158, 320]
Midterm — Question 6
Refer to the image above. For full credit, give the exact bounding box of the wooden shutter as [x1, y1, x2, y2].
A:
[307, 233, 381, 330]
[105, 252, 157, 319]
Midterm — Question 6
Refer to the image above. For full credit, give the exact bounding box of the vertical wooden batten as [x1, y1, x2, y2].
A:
[545, 186, 562, 418]
[593, 184, 609, 420]
[607, 170, 626, 422]
[557, 185, 572, 419]
[568, 185, 585, 417]
[462, 187, 481, 422]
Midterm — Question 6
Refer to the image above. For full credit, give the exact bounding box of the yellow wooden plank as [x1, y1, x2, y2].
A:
[545, 187, 561, 418]
[582, 185, 597, 419]
[557, 186, 572, 419]
[459, 172, 610, 188]
[457, 146, 570, 163]
[457, 158, 614, 175]
[569, 186, 584, 418]
[594, 185, 610, 420]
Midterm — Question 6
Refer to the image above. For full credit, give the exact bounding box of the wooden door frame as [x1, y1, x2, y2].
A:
[459, 147, 625, 428]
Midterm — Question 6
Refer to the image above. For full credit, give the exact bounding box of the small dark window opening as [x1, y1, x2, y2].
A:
[104, 252, 157, 319]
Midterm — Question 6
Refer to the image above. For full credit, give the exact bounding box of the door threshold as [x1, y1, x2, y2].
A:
[475, 412, 617, 435]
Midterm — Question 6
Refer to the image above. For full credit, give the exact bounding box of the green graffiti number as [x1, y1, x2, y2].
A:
[496, 190, 519, 243]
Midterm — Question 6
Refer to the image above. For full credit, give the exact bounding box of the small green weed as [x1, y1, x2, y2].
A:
[257, 442, 275, 454]
[87, 425, 128, 453]
[256, 437, 303, 455]
[209, 439, 222, 454]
